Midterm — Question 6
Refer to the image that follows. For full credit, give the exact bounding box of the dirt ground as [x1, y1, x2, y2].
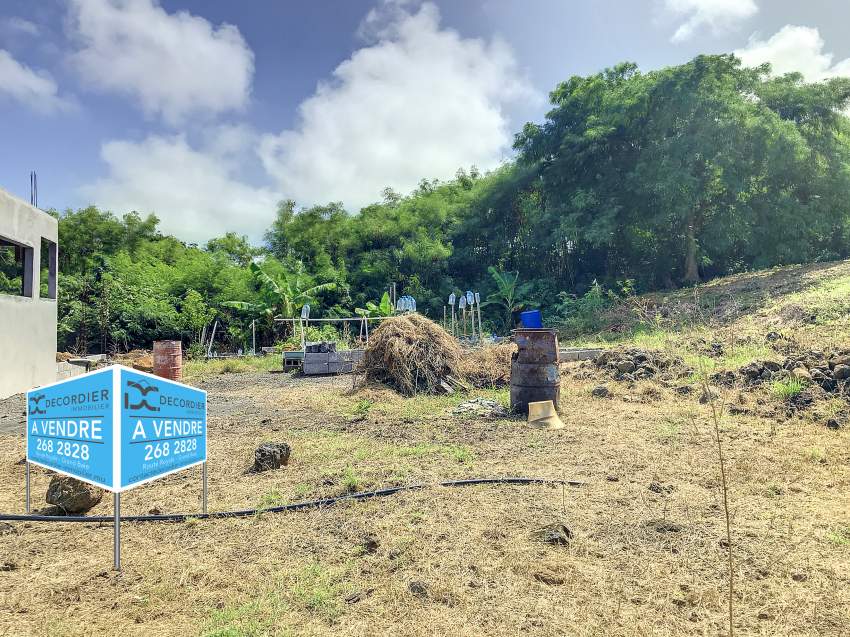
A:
[1, 365, 849, 636]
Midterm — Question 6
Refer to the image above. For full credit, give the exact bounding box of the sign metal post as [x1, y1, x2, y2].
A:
[202, 462, 208, 514]
[25, 461, 30, 514]
[114, 493, 121, 570]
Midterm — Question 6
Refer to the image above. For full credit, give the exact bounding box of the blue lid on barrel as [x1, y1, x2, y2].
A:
[519, 309, 543, 328]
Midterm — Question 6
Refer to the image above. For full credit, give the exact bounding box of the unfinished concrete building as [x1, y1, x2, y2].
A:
[0, 187, 58, 398]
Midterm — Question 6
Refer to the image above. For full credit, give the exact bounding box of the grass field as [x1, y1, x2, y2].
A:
[2, 261, 850, 636]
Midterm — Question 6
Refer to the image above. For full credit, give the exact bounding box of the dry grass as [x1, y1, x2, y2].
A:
[459, 342, 516, 388]
[359, 314, 463, 395]
[1, 365, 849, 636]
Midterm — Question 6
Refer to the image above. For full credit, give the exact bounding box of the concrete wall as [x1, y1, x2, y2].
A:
[0, 187, 58, 398]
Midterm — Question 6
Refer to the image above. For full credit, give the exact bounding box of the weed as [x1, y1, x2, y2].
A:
[291, 564, 342, 620]
[656, 418, 682, 443]
[826, 526, 850, 547]
[805, 447, 827, 464]
[350, 398, 373, 418]
[257, 490, 285, 510]
[770, 377, 806, 400]
[341, 466, 360, 492]
[764, 483, 783, 497]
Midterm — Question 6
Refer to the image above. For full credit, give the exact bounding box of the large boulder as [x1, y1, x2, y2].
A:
[45, 476, 103, 514]
[253, 442, 292, 472]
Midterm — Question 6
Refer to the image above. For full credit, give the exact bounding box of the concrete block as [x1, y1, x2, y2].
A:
[303, 362, 329, 375]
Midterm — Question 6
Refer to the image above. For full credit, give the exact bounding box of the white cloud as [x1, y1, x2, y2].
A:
[0, 49, 69, 112]
[80, 133, 280, 243]
[2, 17, 40, 36]
[663, 0, 758, 42]
[259, 1, 535, 211]
[67, 0, 254, 125]
[735, 25, 850, 81]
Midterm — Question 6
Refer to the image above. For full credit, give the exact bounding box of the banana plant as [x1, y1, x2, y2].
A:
[355, 291, 394, 318]
[482, 266, 533, 330]
[224, 261, 336, 320]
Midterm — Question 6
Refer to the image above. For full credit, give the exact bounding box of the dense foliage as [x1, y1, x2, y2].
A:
[45, 55, 850, 353]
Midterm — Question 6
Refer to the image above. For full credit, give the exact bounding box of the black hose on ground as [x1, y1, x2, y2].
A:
[0, 477, 585, 524]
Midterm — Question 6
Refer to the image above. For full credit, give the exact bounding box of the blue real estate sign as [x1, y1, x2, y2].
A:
[26, 366, 207, 492]
[26, 368, 115, 490]
[119, 368, 207, 490]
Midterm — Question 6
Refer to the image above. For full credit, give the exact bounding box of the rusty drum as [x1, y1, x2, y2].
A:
[153, 340, 183, 381]
[510, 328, 560, 415]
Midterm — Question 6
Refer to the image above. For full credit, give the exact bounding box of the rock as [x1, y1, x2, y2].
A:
[827, 418, 841, 430]
[0, 522, 16, 536]
[408, 580, 429, 598]
[674, 385, 693, 395]
[833, 365, 850, 380]
[647, 519, 682, 533]
[252, 442, 291, 472]
[534, 522, 573, 546]
[649, 481, 674, 494]
[361, 534, 380, 554]
[452, 398, 508, 418]
[606, 474, 620, 482]
[766, 331, 782, 341]
[533, 569, 566, 585]
[591, 385, 610, 398]
[741, 363, 763, 379]
[763, 360, 782, 372]
[791, 368, 811, 381]
[345, 589, 374, 604]
[616, 360, 636, 374]
[699, 387, 720, 404]
[829, 355, 850, 369]
[34, 505, 67, 516]
[0, 561, 16, 572]
[45, 476, 103, 514]
[760, 369, 772, 381]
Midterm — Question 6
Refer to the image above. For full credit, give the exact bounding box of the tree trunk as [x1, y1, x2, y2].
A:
[684, 221, 700, 284]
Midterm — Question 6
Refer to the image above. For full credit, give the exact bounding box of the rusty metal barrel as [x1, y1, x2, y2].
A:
[153, 340, 183, 381]
[510, 328, 560, 415]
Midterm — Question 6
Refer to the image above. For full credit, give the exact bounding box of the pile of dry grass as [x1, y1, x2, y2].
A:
[460, 342, 517, 388]
[360, 314, 463, 395]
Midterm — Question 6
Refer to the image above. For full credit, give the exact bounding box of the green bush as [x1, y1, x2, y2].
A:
[278, 324, 353, 350]
[553, 281, 611, 336]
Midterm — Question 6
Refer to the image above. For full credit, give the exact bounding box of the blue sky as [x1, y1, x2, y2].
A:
[1, 0, 849, 243]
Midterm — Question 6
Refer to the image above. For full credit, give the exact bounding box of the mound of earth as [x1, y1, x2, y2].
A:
[714, 349, 850, 398]
[592, 348, 689, 382]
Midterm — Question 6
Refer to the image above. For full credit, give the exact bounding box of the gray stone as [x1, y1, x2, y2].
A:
[591, 385, 610, 398]
[699, 387, 720, 404]
[792, 368, 811, 381]
[45, 476, 103, 514]
[408, 580, 429, 598]
[833, 365, 850, 380]
[616, 360, 636, 374]
[763, 360, 782, 372]
[253, 442, 292, 472]
[534, 522, 573, 545]
[829, 355, 850, 369]
[742, 363, 763, 379]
